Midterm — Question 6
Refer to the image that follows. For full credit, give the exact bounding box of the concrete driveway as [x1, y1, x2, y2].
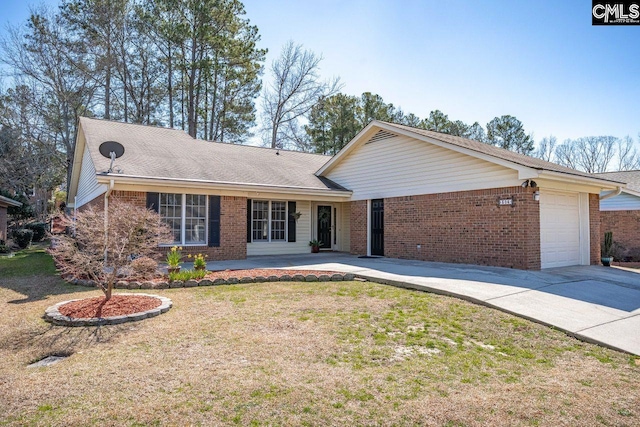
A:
[205, 253, 640, 356]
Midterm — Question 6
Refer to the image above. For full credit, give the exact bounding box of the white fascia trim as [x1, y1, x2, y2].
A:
[96, 174, 353, 200]
[316, 122, 381, 176]
[622, 188, 640, 198]
[538, 170, 625, 189]
[67, 122, 86, 201]
[0, 195, 22, 207]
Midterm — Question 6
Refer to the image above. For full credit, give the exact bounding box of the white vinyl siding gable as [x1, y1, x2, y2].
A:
[323, 135, 521, 200]
[76, 147, 107, 207]
[600, 192, 640, 211]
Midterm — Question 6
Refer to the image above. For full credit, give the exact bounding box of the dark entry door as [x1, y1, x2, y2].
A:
[317, 205, 332, 249]
[371, 199, 384, 256]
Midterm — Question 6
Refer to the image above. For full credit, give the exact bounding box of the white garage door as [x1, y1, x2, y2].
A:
[540, 190, 581, 268]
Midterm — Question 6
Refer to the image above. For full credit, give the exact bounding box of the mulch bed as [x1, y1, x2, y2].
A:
[204, 269, 341, 280]
[58, 269, 349, 319]
[58, 295, 161, 319]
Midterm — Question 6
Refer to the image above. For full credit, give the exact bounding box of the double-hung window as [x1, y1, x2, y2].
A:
[251, 200, 287, 242]
[159, 193, 207, 245]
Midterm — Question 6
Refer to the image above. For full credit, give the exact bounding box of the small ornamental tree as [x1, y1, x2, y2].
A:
[53, 199, 172, 300]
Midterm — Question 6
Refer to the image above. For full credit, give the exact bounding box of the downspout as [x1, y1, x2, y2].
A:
[73, 196, 77, 235]
[104, 179, 115, 262]
[599, 187, 622, 201]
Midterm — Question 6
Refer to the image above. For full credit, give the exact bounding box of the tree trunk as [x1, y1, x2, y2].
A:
[105, 40, 111, 120]
[168, 45, 174, 127]
[187, 35, 197, 138]
[105, 281, 113, 301]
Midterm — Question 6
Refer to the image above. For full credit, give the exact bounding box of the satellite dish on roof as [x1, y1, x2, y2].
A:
[99, 141, 125, 159]
[98, 141, 125, 173]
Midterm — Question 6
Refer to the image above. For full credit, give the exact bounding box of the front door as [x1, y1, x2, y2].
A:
[371, 199, 384, 256]
[317, 205, 332, 249]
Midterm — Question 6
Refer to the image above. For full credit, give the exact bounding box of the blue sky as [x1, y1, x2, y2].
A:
[1, 0, 638, 144]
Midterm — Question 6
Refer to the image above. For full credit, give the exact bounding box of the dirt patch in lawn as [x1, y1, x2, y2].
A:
[58, 295, 161, 318]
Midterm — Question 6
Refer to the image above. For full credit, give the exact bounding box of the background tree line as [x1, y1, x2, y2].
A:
[0, 0, 638, 213]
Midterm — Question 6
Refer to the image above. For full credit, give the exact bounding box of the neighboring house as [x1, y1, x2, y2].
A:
[594, 170, 640, 258]
[0, 195, 22, 242]
[68, 117, 624, 270]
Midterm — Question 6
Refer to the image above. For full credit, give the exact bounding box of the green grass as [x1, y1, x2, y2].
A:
[168, 268, 207, 282]
[1, 249, 639, 426]
[0, 243, 57, 277]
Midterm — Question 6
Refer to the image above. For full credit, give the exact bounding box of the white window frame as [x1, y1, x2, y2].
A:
[250, 200, 288, 243]
[159, 193, 208, 246]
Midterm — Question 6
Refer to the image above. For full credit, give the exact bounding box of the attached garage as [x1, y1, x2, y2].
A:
[319, 121, 624, 270]
[539, 189, 585, 268]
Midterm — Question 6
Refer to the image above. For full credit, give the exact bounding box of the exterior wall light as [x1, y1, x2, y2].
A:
[533, 191, 540, 201]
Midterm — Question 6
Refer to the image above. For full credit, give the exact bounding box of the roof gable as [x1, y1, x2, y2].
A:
[317, 121, 625, 188]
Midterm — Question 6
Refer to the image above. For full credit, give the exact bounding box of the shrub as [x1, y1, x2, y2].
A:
[130, 256, 159, 279]
[0, 239, 9, 254]
[25, 222, 47, 242]
[51, 199, 172, 300]
[14, 229, 34, 249]
[169, 269, 207, 282]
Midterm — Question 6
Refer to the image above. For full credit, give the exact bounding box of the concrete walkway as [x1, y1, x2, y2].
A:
[201, 253, 640, 356]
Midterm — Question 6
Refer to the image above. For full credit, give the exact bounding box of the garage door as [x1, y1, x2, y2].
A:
[540, 190, 581, 268]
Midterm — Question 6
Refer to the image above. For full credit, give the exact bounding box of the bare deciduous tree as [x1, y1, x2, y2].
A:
[262, 40, 340, 149]
[534, 136, 557, 162]
[53, 199, 172, 300]
[555, 136, 617, 173]
[617, 135, 640, 171]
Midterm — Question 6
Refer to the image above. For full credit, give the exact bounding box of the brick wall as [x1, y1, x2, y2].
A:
[83, 191, 247, 261]
[350, 187, 541, 269]
[80, 194, 105, 211]
[601, 209, 640, 259]
[589, 194, 601, 264]
[349, 200, 367, 255]
[0, 206, 7, 242]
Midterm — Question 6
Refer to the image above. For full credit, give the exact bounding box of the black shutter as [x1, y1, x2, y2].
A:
[287, 201, 296, 242]
[246, 199, 252, 243]
[208, 195, 220, 247]
[146, 192, 159, 212]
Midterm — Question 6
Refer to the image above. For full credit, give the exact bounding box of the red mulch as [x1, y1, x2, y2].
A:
[58, 295, 161, 319]
[204, 269, 341, 279]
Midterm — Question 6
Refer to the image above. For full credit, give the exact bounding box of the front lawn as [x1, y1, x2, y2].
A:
[1, 248, 639, 426]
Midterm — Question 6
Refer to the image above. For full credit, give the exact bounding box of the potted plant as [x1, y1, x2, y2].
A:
[192, 253, 208, 270]
[166, 246, 183, 273]
[309, 239, 322, 253]
[601, 231, 614, 267]
[290, 211, 302, 222]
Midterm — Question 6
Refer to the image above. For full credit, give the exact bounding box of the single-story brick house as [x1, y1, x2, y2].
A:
[594, 170, 640, 259]
[0, 195, 22, 242]
[68, 117, 626, 270]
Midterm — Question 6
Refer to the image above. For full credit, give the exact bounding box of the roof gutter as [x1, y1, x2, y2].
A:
[537, 170, 625, 188]
[96, 174, 353, 199]
[600, 186, 623, 201]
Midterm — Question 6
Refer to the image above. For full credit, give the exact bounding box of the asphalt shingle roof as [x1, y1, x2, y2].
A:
[80, 117, 345, 191]
[379, 121, 625, 183]
[594, 170, 640, 192]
